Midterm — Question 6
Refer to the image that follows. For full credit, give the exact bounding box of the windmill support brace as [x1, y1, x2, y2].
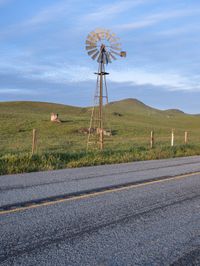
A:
[87, 58, 110, 151]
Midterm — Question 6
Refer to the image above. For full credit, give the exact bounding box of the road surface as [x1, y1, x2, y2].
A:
[0, 156, 200, 265]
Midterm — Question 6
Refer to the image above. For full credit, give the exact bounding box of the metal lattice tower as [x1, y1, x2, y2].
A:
[86, 28, 126, 150]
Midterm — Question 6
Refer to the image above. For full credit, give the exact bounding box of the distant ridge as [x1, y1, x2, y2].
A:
[0, 98, 188, 115]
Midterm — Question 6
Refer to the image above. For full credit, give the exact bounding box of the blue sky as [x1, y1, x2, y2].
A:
[0, 0, 200, 113]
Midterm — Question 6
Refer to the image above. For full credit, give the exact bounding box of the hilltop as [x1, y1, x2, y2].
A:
[108, 98, 159, 114]
[107, 98, 186, 116]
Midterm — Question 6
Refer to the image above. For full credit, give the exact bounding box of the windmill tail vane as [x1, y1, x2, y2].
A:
[86, 28, 126, 151]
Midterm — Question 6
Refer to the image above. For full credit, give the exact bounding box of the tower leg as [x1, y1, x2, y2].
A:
[87, 53, 109, 151]
[99, 62, 103, 150]
[99, 128, 104, 150]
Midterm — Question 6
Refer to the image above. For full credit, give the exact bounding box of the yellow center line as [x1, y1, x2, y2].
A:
[0, 171, 200, 216]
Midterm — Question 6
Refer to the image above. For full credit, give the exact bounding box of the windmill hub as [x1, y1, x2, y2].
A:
[86, 28, 126, 150]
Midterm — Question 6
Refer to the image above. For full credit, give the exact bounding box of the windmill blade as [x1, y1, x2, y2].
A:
[111, 42, 121, 47]
[110, 46, 121, 51]
[95, 28, 105, 37]
[107, 31, 118, 42]
[90, 31, 97, 37]
[88, 49, 98, 56]
[86, 45, 97, 50]
[105, 30, 111, 39]
[109, 52, 117, 60]
[110, 37, 120, 44]
[110, 50, 121, 56]
[96, 29, 108, 41]
[87, 37, 97, 43]
[107, 34, 112, 41]
[96, 33, 102, 41]
[87, 34, 97, 42]
[110, 43, 122, 50]
[110, 32, 116, 38]
[101, 31, 106, 40]
[86, 40, 96, 46]
[87, 34, 94, 39]
[91, 51, 100, 60]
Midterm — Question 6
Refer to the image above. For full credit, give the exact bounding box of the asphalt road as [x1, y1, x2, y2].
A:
[0, 156, 200, 265]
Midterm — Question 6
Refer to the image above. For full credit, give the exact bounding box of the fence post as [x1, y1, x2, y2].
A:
[150, 130, 154, 149]
[184, 131, 188, 144]
[171, 129, 174, 147]
[32, 129, 37, 155]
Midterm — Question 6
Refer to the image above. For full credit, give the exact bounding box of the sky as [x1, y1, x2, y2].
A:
[0, 0, 200, 113]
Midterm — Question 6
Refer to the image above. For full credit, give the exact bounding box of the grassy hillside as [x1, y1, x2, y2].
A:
[0, 99, 200, 154]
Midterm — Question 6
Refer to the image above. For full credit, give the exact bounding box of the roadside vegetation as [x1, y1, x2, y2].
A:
[1, 144, 200, 175]
[0, 99, 200, 175]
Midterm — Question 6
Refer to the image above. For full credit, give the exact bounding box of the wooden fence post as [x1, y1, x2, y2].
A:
[32, 129, 37, 155]
[184, 131, 188, 144]
[171, 129, 174, 147]
[150, 130, 154, 149]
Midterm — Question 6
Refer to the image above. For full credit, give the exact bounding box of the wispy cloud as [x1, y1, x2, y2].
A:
[109, 68, 200, 91]
[0, 1, 73, 38]
[1, 54, 200, 92]
[115, 8, 200, 31]
[0, 88, 37, 95]
[0, 57, 94, 84]
[22, 1, 70, 28]
[82, 0, 148, 22]
[157, 24, 200, 36]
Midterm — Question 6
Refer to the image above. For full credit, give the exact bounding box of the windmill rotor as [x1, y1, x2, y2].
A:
[85, 28, 126, 64]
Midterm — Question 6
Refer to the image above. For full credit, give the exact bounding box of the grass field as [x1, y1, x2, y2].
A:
[0, 98, 200, 174]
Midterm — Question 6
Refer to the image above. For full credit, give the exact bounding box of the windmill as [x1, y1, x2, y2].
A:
[86, 28, 126, 150]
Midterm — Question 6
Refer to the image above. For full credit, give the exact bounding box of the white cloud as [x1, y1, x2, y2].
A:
[14, 62, 200, 91]
[108, 68, 200, 91]
[1, 50, 199, 92]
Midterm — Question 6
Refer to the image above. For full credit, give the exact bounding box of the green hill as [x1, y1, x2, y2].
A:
[108, 98, 159, 114]
[0, 99, 200, 154]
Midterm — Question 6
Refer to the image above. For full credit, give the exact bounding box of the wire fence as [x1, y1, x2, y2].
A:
[0, 128, 200, 155]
